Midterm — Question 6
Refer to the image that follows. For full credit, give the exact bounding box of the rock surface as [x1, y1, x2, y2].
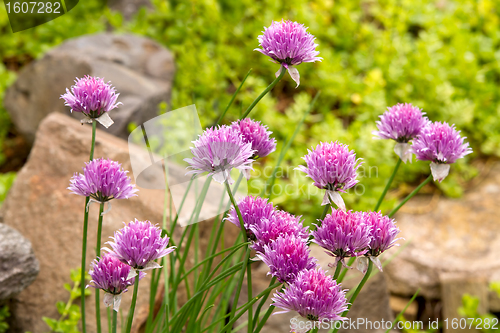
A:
[107, 0, 153, 20]
[4, 33, 175, 144]
[0, 223, 39, 301]
[385, 163, 500, 311]
[0, 113, 172, 332]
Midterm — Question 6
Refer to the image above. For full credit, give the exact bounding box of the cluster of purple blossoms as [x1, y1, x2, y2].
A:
[60, 76, 121, 128]
[255, 20, 322, 87]
[106, 219, 176, 277]
[412, 121, 472, 182]
[225, 195, 275, 240]
[272, 268, 348, 332]
[87, 254, 145, 311]
[256, 234, 317, 284]
[356, 212, 401, 273]
[68, 158, 138, 214]
[184, 125, 254, 184]
[231, 118, 277, 159]
[249, 209, 309, 253]
[373, 103, 430, 163]
[312, 209, 372, 267]
[312, 209, 401, 273]
[296, 141, 362, 211]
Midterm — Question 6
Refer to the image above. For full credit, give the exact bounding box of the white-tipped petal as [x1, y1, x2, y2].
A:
[96, 113, 114, 128]
[369, 256, 383, 272]
[101, 201, 112, 215]
[241, 169, 251, 180]
[291, 315, 315, 333]
[394, 142, 412, 163]
[126, 268, 138, 280]
[142, 261, 162, 271]
[275, 65, 285, 78]
[356, 257, 369, 274]
[430, 162, 450, 182]
[326, 190, 346, 212]
[287, 66, 300, 88]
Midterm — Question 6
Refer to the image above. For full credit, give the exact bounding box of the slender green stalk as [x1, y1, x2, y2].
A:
[112, 310, 117, 333]
[388, 174, 433, 218]
[246, 263, 253, 333]
[216, 69, 253, 125]
[320, 203, 330, 220]
[384, 289, 420, 333]
[80, 119, 97, 333]
[374, 158, 402, 211]
[253, 305, 275, 333]
[241, 68, 286, 119]
[331, 261, 373, 333]
[332, 262, 343, 280]
[89, 120, 97, 160]
[310, 328, 319, 333]
[219, 282, 282, 333]
[125, 275, 140, 333]
[336, 258, 353, 283]
[95, 202, 104, 333]
[252, 276, 277, 329]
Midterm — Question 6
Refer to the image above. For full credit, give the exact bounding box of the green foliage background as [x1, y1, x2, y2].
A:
[1, 0, 498, 219]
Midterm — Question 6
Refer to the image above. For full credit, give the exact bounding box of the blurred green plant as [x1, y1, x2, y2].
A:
[0, 171, 16, 207]
[0, 306, 9, 333]
[42, 268, 91, 333]
[458, 282, 500, 332]
[1, 0, 498, 220]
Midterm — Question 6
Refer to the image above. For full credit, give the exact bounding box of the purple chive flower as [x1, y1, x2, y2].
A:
[231, 118, 277, 159]
[357, 211, 402, 273]
[249, 210, 309, 253]
[87, 253, 145, 311]
[256, 234, 317, 284]
[225, 195, 276, 240]
[373, 103, 430, 163]
[312, 209, 371, 267]
[61, 76, 121, 128]
[255, 20, 322, 87]
[412, 121, 472, 182]
[184, 125, 254, 184]
[106, 219, 175, 275]
[296, 142, 362, 211]
[68, 158, 138, 213]
[272, 268, 348, 331]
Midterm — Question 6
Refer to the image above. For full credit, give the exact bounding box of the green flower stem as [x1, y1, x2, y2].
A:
[374, 158, 402, 211]
[95, 202, 104, 333]
[80, 119, 97, 333]
[320, 203, 331, 220]
[224, 181, 251, 333]
[252, 276, 277, 329]
[111, 309, 117, 333]
[241, 67, 286, 119]
[215, 69, 253, 126]
[253, 304, 275, 333]
[388, 174, 433, 218]
[247, 262, 253, 333]
[310, 328, 319, 333]
[125, 275, 140, 333]
[331, 260, 373, 333]
[336, 257, 355, 283]
[332, 262, 343, 280]
[219, 282, 282, 333]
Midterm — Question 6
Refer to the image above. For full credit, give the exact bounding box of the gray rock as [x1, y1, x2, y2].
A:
[4, 33, 175, 144]
[384, 162, 500, 313]
[107, 0, 153, 20]
[0, 223, 39, 301]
